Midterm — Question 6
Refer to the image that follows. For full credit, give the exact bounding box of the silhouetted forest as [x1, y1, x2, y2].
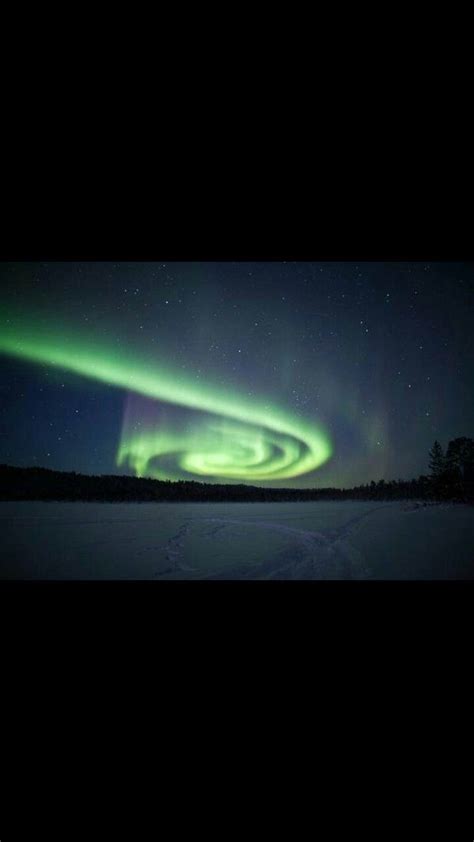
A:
[1, 437, 473, 503]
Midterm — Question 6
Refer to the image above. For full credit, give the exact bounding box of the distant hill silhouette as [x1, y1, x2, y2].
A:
[1, 448, 472, 503]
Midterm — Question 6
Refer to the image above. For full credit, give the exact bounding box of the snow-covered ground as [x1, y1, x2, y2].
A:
[1, 500, 473, 580]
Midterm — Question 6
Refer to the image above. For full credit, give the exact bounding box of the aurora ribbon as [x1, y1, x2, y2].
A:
[0, 326, 332, 481]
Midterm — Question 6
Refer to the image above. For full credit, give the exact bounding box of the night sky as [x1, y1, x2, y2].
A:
[0, 261, 472, 488]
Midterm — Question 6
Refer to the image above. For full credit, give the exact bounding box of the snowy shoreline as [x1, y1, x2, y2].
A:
[1, 500, 474, 580]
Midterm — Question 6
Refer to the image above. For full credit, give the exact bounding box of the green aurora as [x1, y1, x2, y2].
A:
[0, 324, 333, 482]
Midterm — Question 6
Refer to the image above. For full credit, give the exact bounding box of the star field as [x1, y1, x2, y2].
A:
[0, 261, 472, 487]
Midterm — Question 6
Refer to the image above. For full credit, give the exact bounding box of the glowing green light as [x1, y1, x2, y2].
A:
[0, 323, 333, 482]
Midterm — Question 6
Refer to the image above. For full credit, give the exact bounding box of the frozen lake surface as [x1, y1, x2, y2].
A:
[1, 500, 474, 580]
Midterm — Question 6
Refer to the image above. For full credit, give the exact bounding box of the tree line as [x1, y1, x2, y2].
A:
[0, 437, 472, 503]
[427, 437, 474, 501]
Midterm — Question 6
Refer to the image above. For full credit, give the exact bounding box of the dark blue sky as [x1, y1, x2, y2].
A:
[0, 261, 472, 487]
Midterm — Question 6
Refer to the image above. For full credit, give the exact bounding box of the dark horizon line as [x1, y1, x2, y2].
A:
[0, 462, 427, 493]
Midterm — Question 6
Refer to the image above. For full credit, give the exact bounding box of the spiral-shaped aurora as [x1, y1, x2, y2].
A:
[0, 326, 332, 482]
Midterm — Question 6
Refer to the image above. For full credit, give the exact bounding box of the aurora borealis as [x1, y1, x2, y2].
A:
[0, 261, 473, 487]
[0, 320, 331, 481]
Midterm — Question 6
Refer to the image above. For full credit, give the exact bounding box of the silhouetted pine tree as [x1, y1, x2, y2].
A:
[429, 440, 445, 478]
[428, 440, 447, 499]
[445, 437, 474, 500]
